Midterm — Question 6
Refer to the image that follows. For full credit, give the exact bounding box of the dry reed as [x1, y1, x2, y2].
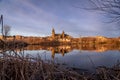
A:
[0, 52, 119, 80]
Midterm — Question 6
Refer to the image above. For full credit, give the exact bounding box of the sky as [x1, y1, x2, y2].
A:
[0, 0, 120, 37]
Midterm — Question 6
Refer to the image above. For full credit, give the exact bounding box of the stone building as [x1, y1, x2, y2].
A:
[51, 28, 72, 42]
[96, 36, 107, 42]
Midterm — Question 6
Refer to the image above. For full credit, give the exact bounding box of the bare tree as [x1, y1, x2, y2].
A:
[89, 0, 120, 23]
[3, 25, 11, 39]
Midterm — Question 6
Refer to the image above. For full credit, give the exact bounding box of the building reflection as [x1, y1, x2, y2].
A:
[51, 46, 71, 58]
[24, 45, 72, 59]
[1, 43, 120, 59]
[21, 44, 120, 58]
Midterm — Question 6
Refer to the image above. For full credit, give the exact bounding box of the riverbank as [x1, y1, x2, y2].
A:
[0, 40, 28, 49]
[0, 53, 119, 80]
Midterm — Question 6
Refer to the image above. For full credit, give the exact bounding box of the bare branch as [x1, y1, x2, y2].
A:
[89, 0, 120, 24]
[3, 25, 11, 38]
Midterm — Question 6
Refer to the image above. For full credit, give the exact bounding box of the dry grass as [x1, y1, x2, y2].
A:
[95, 63, 120, 80]
[0, 53, 87, 80]
[0, 52, 119, 80]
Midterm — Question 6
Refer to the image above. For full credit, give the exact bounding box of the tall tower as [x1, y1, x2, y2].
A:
[52, 28, 55, 39]
[62, 30, 65, 38]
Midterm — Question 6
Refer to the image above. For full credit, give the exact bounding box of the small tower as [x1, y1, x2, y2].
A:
[62, 30, 65, 38]
[52, 28, 55, 39]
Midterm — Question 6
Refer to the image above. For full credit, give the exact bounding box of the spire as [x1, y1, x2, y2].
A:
[52, 28, 55, 39]
[52, 28, 55, 34]
[62, 30, 65, 38]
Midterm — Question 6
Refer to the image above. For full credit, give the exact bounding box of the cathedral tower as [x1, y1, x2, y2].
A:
[62, 30, 65, 38]
[52, 28, 55, 39]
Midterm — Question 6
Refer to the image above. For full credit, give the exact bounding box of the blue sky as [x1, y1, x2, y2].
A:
[0, 0, 119, 37]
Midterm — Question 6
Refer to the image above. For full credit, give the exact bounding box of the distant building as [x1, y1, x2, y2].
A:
[15, 35, 23, 39]
[51, 28, 72, 42]
[96, 36, 107, 42]
[81, 37, 96, 44]
[0, 35, 3, 39]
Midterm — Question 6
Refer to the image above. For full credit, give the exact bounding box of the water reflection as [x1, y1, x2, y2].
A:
[23, 44, 120, 58]
[1, 44, 120, 71]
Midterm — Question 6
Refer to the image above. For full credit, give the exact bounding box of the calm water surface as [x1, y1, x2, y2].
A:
[22, 48, 120, 72]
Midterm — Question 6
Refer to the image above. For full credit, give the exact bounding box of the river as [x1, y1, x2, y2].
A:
[4, 44, 119, 72]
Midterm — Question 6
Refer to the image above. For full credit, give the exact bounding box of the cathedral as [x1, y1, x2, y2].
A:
[51, 28, 71, 40]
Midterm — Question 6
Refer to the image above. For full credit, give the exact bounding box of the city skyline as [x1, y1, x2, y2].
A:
[0, 0, 120, 37]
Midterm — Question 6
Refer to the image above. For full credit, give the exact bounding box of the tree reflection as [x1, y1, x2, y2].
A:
[0, 43, 120, 59]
